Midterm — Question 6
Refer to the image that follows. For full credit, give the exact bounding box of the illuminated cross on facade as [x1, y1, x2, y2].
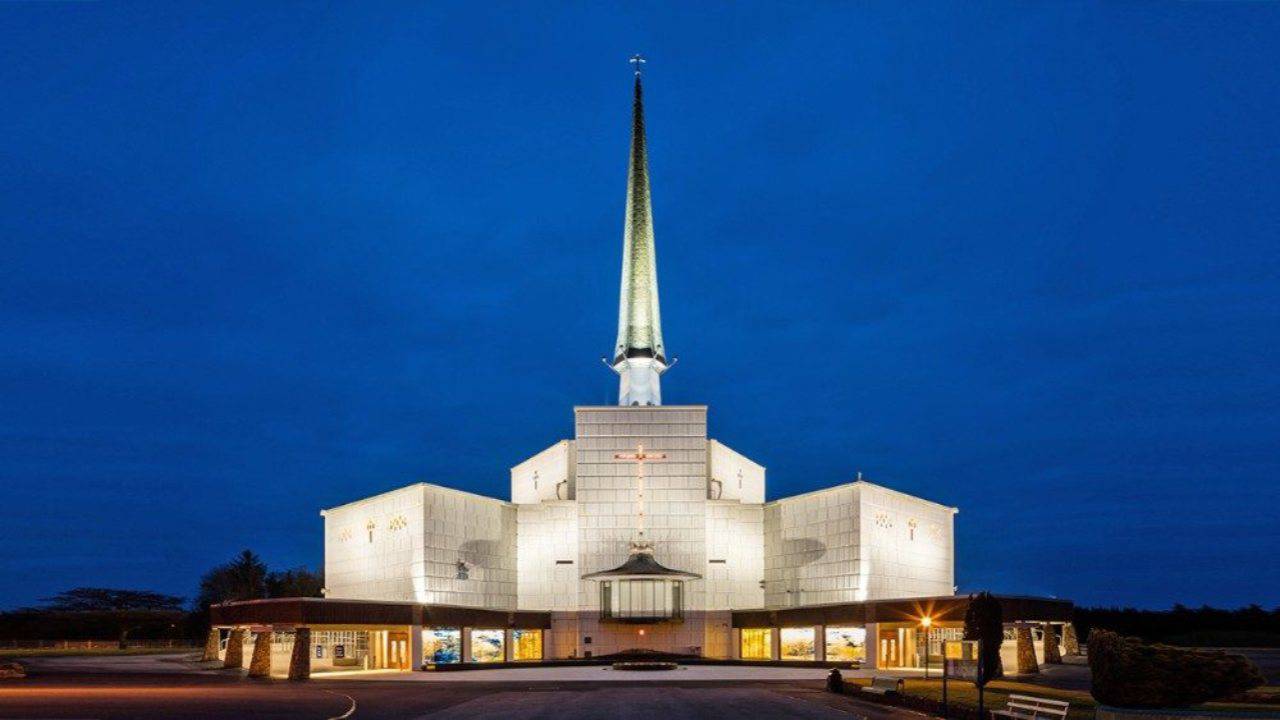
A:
[614, 443, 666, 541]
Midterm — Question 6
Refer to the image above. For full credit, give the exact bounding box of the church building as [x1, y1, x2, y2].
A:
[210, 63, 1072, 678]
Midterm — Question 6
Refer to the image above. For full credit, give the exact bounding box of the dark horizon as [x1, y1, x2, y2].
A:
[2, 3, 1278, 611]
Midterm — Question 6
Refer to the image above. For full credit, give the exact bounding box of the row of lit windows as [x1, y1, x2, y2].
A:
[422, 628, 543, 664]
[740, 627, 867, 662]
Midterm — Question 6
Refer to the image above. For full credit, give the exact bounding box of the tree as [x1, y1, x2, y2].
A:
[964, 591, 1004, 683]
[266, 567, 324, 598]
[1089, 629, 1265, 707]
[196, 550, 268, 610]
[39, 588, 185, 648]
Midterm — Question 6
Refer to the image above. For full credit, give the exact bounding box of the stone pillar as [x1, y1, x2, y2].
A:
[504, 629, 515, 662]
[769, 627, 781, 661]
[461, 627, 473, 663]
[730, 628, 742, 660]
[201, 628, 221, 662]
[1043, 623, 1062, 664]
[813, 625, 825, 663]
[410, 625, 424, 670]
[1015, 625, 1039, 674]
[288, 628, 311, 681]
[863, 623, 879, 670]
[248, 631, 273, 677]
[1062, 623, 1080, 656]
[222, 629, 244, 669]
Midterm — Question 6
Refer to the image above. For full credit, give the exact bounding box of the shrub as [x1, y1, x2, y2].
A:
[964, 591, 1004, 684]
[1089, 629, 1265, 708]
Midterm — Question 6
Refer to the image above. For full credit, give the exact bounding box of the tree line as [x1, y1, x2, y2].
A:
[1074, 604, 1280, 647]
[0, 550, 322, 645]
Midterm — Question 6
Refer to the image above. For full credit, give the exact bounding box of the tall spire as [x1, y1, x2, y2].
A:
[611, 55, 669, 406]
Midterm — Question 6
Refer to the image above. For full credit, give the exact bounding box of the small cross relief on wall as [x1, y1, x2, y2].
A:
[874, 512, 894, 530]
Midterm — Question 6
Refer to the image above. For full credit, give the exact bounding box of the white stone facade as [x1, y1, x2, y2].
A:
[322, 404, 956, 658]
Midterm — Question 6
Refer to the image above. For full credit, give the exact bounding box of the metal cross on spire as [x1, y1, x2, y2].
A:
[630, 53, 646, 76]
[614, 443, 666, 541]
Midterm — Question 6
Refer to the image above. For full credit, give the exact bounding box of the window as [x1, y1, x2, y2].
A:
[825, 627, 866, 662]
[456, 561, 469, 580]
[600, 579, 685, 620]
[780, 627, 815, 661]
[470, 629, 504, 663]
[741, 628, 772, 660]
[423, 628, 461, 664]
[512, 630, 542, 661]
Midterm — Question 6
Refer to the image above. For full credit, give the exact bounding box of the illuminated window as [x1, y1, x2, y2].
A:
[599, 579, 684, 620]
[780, 627, 815, 661]
[908, 518, 918, 540]
[512, 630, 542, 661]
[470, 629, 504, 663]
[423, 628, 461, 664]
[388, 515, 407, 531]
[740, 628, 772, 660]
[825, 627, 866, 662]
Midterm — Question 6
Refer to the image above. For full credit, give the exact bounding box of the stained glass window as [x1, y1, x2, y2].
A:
[824, 627, 866, 662]
[470, 629, 504, 663]
[780, 627, 815, 661]
[512, 629, 542, 661]
[741, 628, 772, 660]
[423, 628, 461, 664]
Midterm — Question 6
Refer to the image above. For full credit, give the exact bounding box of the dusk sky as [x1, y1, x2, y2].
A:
[2, 3, 1277, 611]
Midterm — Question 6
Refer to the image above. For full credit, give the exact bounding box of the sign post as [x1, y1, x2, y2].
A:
[944, 639, 983, 720]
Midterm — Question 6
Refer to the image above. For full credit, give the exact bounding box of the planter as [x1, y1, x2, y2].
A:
[612, 661, 679, 671]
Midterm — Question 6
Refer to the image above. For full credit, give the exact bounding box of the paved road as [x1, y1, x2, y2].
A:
[0, 672, 920, 719]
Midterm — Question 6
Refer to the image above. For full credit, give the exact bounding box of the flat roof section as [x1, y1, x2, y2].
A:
[731, 594, 1072, 628]
[210, 598, 551, 629]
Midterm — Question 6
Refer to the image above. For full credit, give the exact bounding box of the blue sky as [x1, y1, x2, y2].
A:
[1, 2, 1277, 610]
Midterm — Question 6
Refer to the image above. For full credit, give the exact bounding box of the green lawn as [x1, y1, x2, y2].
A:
[0, 647, 197, 660]
[846, 678, 1280, 720]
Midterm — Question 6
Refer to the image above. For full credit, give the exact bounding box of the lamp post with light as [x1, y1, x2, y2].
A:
[921, 616, 933, 680]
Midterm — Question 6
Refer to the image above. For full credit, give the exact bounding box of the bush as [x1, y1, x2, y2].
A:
[1089, 629, 1265, 708]
[965, 591, 1004, 683]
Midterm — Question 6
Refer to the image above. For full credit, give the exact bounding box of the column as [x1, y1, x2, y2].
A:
[1043, 623, 1062, 664]
[461, 627, 473, 663]
[813, 625, 826, 663]
[730, 628, 741, 660]
[504, 629, 515, 662]
[222, 628, 244, 669]
[1015, 625, 1039, 675]
[863, 623, 879, 670]
[201, 628, 221, 662]
[769, 628, 781, 661]
[248, 630, 273, 678]
[288, 628, 311, 681]
[1062, 623, 1080, 656]
[410, 625, 424, 670]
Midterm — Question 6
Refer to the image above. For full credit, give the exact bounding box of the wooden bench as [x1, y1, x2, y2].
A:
[991, 694, 1071, 720]
[861, 676, 905, 695]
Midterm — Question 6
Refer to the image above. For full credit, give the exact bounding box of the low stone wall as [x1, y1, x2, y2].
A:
[1098, 705, 1280, 720]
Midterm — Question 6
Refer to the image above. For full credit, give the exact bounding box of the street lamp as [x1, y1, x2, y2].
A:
[921, 616, 933, 680]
